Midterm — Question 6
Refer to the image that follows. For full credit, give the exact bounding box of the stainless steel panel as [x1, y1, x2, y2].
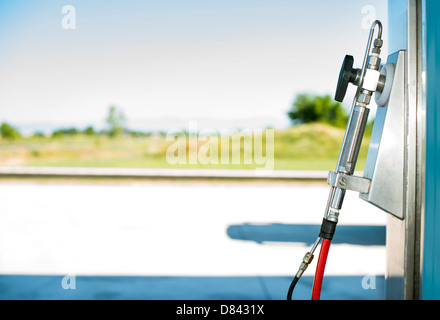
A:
[360, 50, 406, 219]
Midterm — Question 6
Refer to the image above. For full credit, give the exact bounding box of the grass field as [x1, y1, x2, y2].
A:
[0, 123, 371, 171]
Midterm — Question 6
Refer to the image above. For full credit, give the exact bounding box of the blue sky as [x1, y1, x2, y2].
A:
[0, 0, 387, 132]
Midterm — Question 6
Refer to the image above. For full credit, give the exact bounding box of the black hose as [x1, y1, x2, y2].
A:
[286, 276, 299, 300]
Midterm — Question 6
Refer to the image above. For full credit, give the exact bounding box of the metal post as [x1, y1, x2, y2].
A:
[384, 0, 424, 300]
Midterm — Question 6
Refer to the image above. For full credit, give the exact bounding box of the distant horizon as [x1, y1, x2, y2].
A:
[8, 114, 292, 136]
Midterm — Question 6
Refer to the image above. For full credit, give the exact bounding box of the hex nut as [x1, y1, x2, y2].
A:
[368, 55, 381, 69]
[374, 38, 383, 48]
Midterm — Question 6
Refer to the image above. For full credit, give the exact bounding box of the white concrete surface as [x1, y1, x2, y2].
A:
[0, 181, 386, 277]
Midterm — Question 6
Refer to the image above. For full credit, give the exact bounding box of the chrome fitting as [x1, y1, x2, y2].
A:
[368, 55, 382, 70]
[327, 208, 340, 223]
[295, 252, 314, 278]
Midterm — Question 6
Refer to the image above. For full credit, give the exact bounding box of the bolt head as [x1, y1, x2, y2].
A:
[339, 177, 347, 186]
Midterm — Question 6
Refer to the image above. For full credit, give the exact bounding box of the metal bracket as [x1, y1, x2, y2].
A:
[359, 50, 405, 219]
[327, 171, 371, 194]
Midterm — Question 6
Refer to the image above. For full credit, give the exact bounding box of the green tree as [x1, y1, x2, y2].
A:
[287, 94, 348, 127]
[0, 122, 21, 140]
[33, 131, 46, 138]
[52, 127, 79, 138]
[105, 106, 126, 137]
[83, 126, 96, 136]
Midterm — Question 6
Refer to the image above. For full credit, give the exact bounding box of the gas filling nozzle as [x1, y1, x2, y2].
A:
[324, 20, 384, 224]
[287, 20, 390, 300]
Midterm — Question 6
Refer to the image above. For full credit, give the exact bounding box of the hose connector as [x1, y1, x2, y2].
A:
[295, 252, 314, 279]
[319, 218, 338, 240]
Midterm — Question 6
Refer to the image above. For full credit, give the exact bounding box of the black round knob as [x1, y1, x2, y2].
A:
[335, 55, 358, 102]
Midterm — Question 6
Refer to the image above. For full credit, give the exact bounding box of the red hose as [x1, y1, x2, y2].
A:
[311, 239, 332, 300]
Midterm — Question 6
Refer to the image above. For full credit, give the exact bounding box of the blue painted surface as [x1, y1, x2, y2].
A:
[422, 0, 440, 300]
[226, 223, 386, 246]
[0, 275, 384, 300]
[387, 0, 408, 52]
